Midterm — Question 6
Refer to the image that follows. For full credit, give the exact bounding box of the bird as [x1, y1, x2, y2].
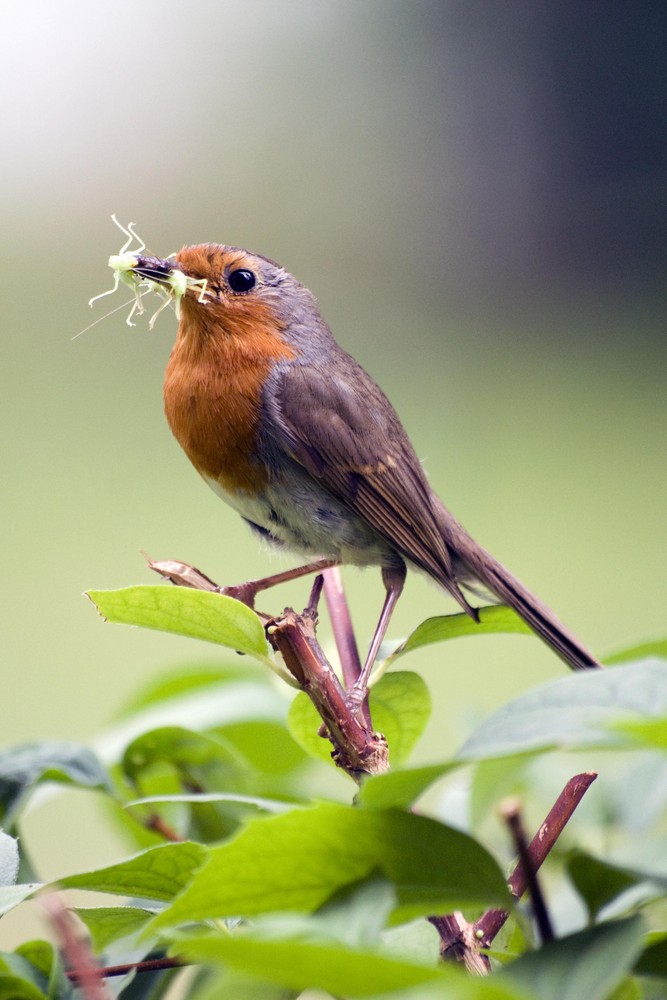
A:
[128, 242, 601, 699]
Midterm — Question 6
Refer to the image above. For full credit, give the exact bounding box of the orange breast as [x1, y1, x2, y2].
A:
[163, 296, 295, 495]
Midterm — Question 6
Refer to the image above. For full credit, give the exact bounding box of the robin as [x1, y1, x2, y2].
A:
[127, 242, 601, 698]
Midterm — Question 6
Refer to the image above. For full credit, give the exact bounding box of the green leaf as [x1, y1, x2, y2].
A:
[0, 976, 47, 1000]
[287, 671, 430, 769]
[0, 942, 66, 1000]
[150, 802, 511, 931]
[0, 742, 111, 827]
[613, 717, 667, 750]
[14, 940, 73, 999]
[567, 853, 642, 921]
[458, 659, 667, 760]
[128, 793, 293, 813]
[121, 725, 250, 787]
[172, 928, 525, 999]
[634, 931, 667, 978]
[86, 586, 272, 664]
[370, 672, 432, 766]
[356, 763, 460, 809]
[59, 841, 207, 901]
[72, 906, 156, 951]
[605, 639, 667, 664]
[500, 916, 645, 1000]
[287, 693, 334, 766]
[381, 605, 531, 666]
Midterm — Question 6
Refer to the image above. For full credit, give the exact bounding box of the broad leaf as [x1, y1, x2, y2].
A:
[381, 605, 531, 666]
[357, 763, 460, 809]
[500, 916, 645, 1000]
[150, 802, 511, 931]
[287, 670, 431, 768]
[613, 717, 667, 750]
[459, 659, 667, 760]
[59, 841, 207, 901]
[72, 906, 156, 951]
[567, 853, 644, 921]
[0, 742, 111, 827]
[87, 586, 272, 664]
[172, 928, 526, 999]
[370, 672, 431, 765]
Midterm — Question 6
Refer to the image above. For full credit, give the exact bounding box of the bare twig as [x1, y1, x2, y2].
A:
[500, 798, 554, 944]
[475, 771, 597, 946]
[431, 771, 597, 967]
[66, 956, 185, 983]
[144, 812, 184, 842]
[41, 894, 112, 1000]
[267, 607, 388, 777]
[427, 913, 490, 974]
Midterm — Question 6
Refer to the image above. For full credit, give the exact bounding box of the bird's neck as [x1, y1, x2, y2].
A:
[163, 308, 294, 494]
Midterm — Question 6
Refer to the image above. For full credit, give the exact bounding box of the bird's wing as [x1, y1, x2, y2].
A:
[264, 355, 475, 614]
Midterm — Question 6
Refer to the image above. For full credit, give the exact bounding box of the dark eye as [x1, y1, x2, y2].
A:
[228, 268, 257, 293]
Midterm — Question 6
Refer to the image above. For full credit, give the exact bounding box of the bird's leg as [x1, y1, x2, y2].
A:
[220, 558, 340, 608]
[347, 563, 406, 713]
[322, 566, 363, 689]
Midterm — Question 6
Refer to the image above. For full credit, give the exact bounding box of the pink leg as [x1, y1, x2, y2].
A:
[221, 558, 340, 607]
[348, 564, 406, 710]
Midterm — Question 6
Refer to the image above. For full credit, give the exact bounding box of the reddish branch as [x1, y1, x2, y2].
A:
[66, 956, 184, 984]
[430, 771, 597, 966]
[267, 603, 388, 777]
[42, 894, 113, 1000]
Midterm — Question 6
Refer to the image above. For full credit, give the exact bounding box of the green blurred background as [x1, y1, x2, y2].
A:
[1, 0, 665, 936]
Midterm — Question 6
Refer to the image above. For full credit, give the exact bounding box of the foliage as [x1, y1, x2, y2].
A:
[1, 584, 666, 998]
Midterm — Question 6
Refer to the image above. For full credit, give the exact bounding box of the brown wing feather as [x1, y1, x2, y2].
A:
[266, 357, 477, 616]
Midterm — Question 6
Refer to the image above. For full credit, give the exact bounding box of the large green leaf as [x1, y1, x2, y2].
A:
[357, 763, 460, 810]
[87, 586, 273, 665]
[0, 742, 111, 827]
[613, 717, 667, 750]
[150, 802, 511, 931]
[500, 916, 645, 1000]
[287, 671, 431, 769]
[567, 853, 645, 921]
[458, 659, 667, 760]
[59, 841, 207, 901]
[381, 605, 531, 667]
[72, 906, 156, 951]
[371, 671, 431, 765]
[172, 927, 527, 999]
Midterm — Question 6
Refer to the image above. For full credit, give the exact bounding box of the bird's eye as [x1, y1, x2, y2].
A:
[228, 268, 257, 293]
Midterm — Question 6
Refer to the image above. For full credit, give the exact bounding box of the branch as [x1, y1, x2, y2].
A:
[431, 771, 597, 965]
[66, 956, 185, 984]
[267, 606, 388, 777]
[42, 894, 113, 1000]
[500, 797, 554, 944]
[476, 770, 597, 946]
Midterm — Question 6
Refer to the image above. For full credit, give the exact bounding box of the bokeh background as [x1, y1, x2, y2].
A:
[2, 0, 665, 945]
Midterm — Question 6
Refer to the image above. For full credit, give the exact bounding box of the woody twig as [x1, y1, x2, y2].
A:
[430, 771, 597, 968]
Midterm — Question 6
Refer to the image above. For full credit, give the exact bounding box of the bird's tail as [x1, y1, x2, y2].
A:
[434, 501, 602, 672]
